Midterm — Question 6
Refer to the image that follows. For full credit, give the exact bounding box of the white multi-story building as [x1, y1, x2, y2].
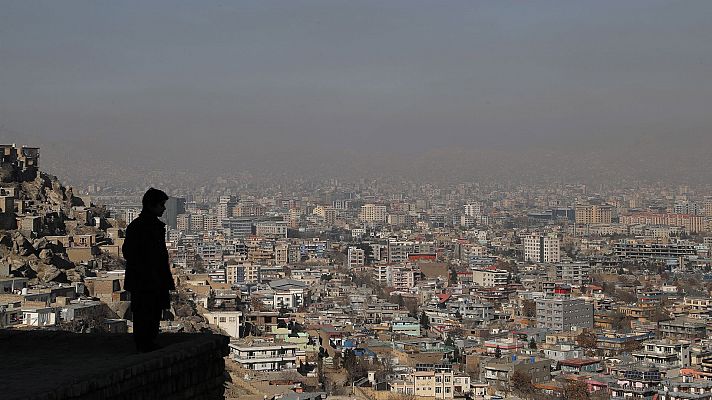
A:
[204, 310, 242, 338]
[524, 234, 561, 263]
[270, 279, 309, 310]
[374, 264, 420, 291]
[125, 208, 140, 225]
[632, 340, 692, 368]
[347, 247, 366, 269]
[472, 269, 509, 287]
[391, 371, 456, 399]
[464, 203, 483, 217]
[229, 343, 299, 371]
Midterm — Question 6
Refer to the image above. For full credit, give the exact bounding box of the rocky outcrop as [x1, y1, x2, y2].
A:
[11, 232, 34, 256]
[2, 232, 81, 283]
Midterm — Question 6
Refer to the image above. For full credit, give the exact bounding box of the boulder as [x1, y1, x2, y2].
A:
[0, 232, 13, 248]
[105, 302, 131, 319]
[11, 263, 37, 279]
[9, 256, 29, 270]
[38, 248, 54, 263]
[65, 269, 82, 282]
[11, 232, 34, 256]
[32, 237, 49, 251]
[74, 264, 87, 277]
[36, 263, 63, 283]
[50, 254, 75, 270]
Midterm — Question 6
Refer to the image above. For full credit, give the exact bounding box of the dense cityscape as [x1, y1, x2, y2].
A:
[3, 143, 712, 399]
[3, 2, 712, 399]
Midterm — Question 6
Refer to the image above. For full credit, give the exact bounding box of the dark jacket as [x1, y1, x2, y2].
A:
[122, 211, 175, 307]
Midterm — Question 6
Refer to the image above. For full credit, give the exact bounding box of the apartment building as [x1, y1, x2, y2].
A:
[575, 204, 613, 224]
[347, 247, 366, 269]
[359, 204, 387, 223]
[614, 240, 697, 260]
[524, 234, 561, 263]
[659, 318, 707, 340]
[632, 340, 692, 368]
[390, 371, 456, 399]
[226, 263, 261, 285]
[658, 377, 712, 400]
[609, 367, 662, 400]
[620, 212, 705, 234]
[536, 298, 593, 332]
[464, 203, 483, 217]
[472, 269, 509, 288]
[547, 262, 591, 286]
[229, 343, 299, 371]
[270, 279, 309, 310]
[481, 355, 551, 388]
[255, 221, 288, 238]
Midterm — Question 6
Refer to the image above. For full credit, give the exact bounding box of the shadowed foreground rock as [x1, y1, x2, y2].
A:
[0, 330, 229, 400]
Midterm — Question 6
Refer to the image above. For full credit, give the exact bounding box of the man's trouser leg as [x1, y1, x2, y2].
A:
[132, 292, 161, 351]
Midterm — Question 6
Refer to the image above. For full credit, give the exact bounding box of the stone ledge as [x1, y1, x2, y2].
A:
[0, 330, 229, 400]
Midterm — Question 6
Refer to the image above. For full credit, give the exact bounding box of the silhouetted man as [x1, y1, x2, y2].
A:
[122, 188, 175, 352]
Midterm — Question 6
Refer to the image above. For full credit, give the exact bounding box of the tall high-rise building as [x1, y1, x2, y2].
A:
[218, 196, 239, 221]
[162, 197, 186, 229]
[524, 234, 561, 263]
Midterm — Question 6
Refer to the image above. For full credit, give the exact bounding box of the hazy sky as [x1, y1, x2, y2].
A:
[1, 1, 711, 179]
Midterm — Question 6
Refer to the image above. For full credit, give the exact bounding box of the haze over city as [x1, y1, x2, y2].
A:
[2, 1, 711, 184]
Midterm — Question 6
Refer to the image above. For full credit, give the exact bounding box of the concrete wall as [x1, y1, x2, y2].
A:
[1, 331, 229, 400]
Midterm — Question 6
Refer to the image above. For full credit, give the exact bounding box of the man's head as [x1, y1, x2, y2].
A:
[142, 188, 169, 217]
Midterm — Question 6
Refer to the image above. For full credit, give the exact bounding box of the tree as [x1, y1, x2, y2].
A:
[395, 294, 405, 307]
[510, 370, 534, 397]
[610, 311, 630, 332]
[450, 269, 458, 285]
[494, 346, 502, 359]
[529, 337, 537, 350]
[576, 330, 598, 355]
[341, 349, 367, 383]
[522, 299, 536, 318]
[356, 243, 374, 265]
[561, 380, 590, 400]
[621, 339, 642, 354]
[420, 311, 430, 330]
